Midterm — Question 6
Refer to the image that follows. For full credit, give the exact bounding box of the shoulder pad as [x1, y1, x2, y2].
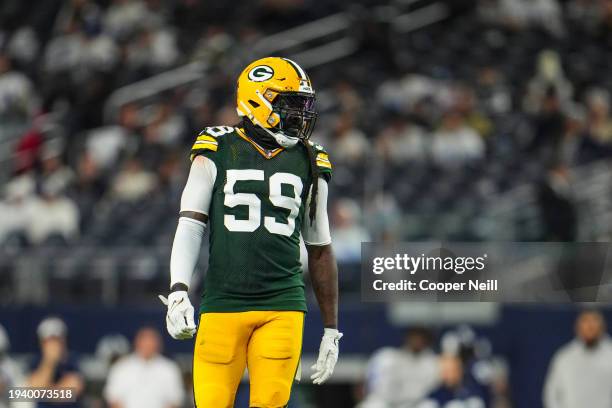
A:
[308, 141, 332, 171]
[191, 126, 234, 158]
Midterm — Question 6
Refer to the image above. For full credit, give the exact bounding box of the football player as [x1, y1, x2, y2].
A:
[159, 57, 342, 407]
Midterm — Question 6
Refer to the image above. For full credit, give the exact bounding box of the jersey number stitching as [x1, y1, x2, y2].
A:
[223, 170, 303, 236]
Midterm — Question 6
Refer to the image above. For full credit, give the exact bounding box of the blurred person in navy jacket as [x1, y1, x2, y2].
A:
[27, 317, 84, 408]
[419, 354, 486, 408]
[440, 326, 509, 407]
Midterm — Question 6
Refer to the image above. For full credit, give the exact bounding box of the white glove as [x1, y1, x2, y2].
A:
[158, 291, 196, 340]
[311, 328, 343, 384]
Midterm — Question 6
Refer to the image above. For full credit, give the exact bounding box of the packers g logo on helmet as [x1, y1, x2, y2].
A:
[236, 57, 317, 148]
[248, 65, 274, 82]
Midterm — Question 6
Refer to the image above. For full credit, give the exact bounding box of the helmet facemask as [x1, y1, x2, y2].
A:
[270, 92, 317, 145]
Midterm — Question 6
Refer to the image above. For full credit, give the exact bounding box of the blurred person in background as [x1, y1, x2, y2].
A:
[536, 161, 577, 241]
[331, 80, 363, 115]
[479, 0, 564, 36]
[28, 317, 84, 408]
[330, 198, 370, 262]
[13, 127, 44, 174]
[103, 0, 150, 40]
[474, 66, 512, 116]
[95, 334, 130, 375]
[40, 147, 75, 195]
[125, 24, 179, 74]
[431, 111, 485, 169]
[578, 88, 612, 161]
[360, 327, 439, 408]
[376, 113, 427, 164]
[109, 157, 156, 202]
[565, 0, 606, 33]
[24, 179, 80, 246]
[584, 88, 612, 145]
[0, 324, 30, 408]
[523, 50, 573, 115]
[0, 52, 36, 123]
[325, 113, 368, 163]
[558, 106, 586, 166]
[0, 174, 34, 245]
[544, 309, 612, 408]
[441, 326, 509, 407]
[103, 326, 184, 408]
[84, 103, 141, 170]
[41, 19, 84, 104]
[71, 152, 107, 227]
[419, 354, 486, 408]
[143, 98, 187, 147]
[52, 0, 103, 36]
[452, 84, 493, 139]
[6, 26, 39, 71]
[367, 193, 402, 242]
[529, 87, 566, 160]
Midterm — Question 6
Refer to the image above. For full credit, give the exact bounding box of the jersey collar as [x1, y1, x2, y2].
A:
[236, 127, 284, 159]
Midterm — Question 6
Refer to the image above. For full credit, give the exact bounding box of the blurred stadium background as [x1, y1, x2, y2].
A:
[1, 0, 612, 407]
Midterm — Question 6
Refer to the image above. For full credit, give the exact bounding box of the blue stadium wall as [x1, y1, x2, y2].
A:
[1, 304, 611, 408]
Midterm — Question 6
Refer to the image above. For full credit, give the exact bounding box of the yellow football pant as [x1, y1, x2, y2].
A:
[193, 311, 304, 408]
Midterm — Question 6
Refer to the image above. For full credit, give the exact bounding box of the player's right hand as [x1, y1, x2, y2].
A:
[158, 291, 196, 340]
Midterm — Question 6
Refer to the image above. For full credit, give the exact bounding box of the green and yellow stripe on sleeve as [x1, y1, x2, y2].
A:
[315, 152, 332, 169]
[313, 147, 332, 181]
[190, 133, 219, 161]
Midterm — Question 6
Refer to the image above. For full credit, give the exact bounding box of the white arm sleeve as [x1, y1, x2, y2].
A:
[169, 156, 217, 288]
[302, 178, 332, 246]
[180, 155, 217, 214]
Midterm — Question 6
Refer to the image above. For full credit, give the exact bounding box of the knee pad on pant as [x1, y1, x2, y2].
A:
[250, 378, 291, 408]
[195, 383, 236, 408]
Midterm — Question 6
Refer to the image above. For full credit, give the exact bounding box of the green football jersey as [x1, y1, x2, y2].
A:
[189, 126, 332, 313]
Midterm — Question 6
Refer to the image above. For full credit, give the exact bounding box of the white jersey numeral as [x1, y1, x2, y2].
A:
[224, 170, 264, 232]
[204, 126, 234, 137]
[265, 173, 303, 236]
[223, 170, 303, 236]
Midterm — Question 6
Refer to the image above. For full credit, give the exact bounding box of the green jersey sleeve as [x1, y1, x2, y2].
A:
[189, 125, 234, 163]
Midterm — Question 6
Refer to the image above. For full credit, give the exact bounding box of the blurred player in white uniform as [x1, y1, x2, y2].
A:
[361, 328, 439, 408]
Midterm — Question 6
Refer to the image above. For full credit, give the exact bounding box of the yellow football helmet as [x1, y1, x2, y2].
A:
[236, 57, 317, 148]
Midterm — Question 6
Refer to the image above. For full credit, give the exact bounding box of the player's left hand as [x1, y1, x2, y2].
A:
[158, 291, 196, 340]
[311, 328, 343, 385]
